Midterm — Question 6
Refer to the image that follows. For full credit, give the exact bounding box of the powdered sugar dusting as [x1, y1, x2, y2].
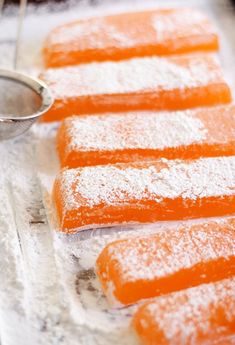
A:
[153, 8, 215, 42]
[58, 156, 235, 211]
[48, 18, 136, 49]
[99, 225, 235, 284]
[43, 55, 223, 99]
[139, 277, 235, 342]
[48, 18, 106, 47]
[66, 110, 207, 152]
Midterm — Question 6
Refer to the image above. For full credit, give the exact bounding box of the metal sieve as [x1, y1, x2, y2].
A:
[0, 0, 53, 140]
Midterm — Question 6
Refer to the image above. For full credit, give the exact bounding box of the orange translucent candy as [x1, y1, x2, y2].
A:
[40, 55, 231, 122]
[96, 219, 235, 305]
[52, 157, 235, 233]
[43, 8, 219, 67]
[57, 105, 235, 168]
[132, 278, 235, 345]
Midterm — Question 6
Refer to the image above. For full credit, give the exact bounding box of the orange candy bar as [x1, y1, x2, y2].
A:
[96, 219, 235, 305]
[132, 278, 235, 345]
[40, 55, 231, 122]
[43, 8, 219, 67]
[57, 105, 235, 168]
[52, 156, 235, 232]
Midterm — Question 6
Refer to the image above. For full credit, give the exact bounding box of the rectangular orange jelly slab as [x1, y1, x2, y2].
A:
[96, 217, 235, 305]
[57, 105, 235, 168]
[43, 8, 219, 67]
[40, 54, 231, 122]
[52, 156, 235, 233]
[132, 278, 235, 345]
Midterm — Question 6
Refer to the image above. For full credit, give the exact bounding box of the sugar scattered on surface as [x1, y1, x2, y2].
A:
[43, 55, 223, 99]
[66, 109, 207, 152]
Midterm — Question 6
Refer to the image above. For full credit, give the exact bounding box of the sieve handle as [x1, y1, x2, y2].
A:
[0, 0, 4, 18]
[0, 0, 27, 70]
[14, 0, 27, 70]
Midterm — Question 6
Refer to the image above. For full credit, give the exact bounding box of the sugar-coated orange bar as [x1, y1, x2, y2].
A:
[57, 105, 235, 168]
[43, 8, 219, 67]
[52, 156, 235, 233]
[96, 218, 235, 305]
[132, 278, 235, 345]
[40, 55, 231, 122]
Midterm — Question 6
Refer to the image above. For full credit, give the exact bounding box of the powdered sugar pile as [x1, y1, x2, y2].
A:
[42, 54, 224, 99]
[65, 109, 207, 152]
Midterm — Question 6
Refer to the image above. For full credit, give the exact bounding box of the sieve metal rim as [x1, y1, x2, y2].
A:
[0, 68, 53, 121]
